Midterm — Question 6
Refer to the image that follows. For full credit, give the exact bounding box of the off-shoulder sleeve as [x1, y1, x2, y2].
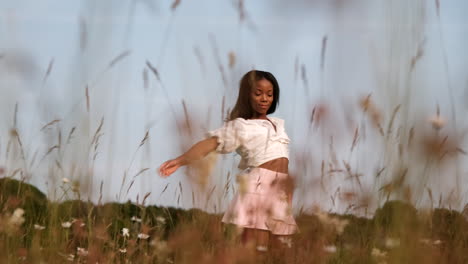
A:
[206, 118, 246, 154]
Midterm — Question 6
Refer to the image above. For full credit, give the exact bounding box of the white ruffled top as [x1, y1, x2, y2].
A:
[207, 117, 290, 169]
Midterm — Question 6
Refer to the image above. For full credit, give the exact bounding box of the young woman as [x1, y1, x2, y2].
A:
[158, 70, 297, 251]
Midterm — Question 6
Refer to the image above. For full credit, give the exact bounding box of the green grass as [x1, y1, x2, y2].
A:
[1, 178, 467, 263]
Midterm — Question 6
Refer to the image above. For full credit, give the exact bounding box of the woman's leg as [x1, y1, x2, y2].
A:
[241, 228, 254, 245]
[241, 228, 270, 250]
[241, 228, 271, 262]
[256, 229, 270, 250]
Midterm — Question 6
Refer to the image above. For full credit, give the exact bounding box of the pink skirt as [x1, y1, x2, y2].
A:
[222, 168, 298, 235]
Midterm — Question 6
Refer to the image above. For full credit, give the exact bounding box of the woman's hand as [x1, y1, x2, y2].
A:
[158, 157, 184, 177]
[158, 137, 219, 178]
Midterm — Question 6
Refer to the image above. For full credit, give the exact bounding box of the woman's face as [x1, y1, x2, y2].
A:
[250, 78, 273, 117]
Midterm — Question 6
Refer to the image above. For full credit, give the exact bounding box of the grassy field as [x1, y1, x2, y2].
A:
[1, 177, 467, 263]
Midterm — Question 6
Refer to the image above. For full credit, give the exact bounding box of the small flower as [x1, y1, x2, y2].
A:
[323, 245, 337, 253]
[61, 221, 73, 228]
[131, 216, 142, 223]
[62, 177, 70, 183]
[34, 224, 46, 230]
[138, 233, 150, 240]
[278, 237, 292, 248]
[385, 237, 400, 248]
[155, 216, 166, 224]
[371, 248, 387, 258]
[17, 247, 27, 261]
[122, 227, 130, 237]
[256, 246, 268, 252]
[67, 254, 75, 261]
[9, 208, 25, 227]
[433, 240, 442, 245]
[77, 247, 88, 257]
[119, 248, 127, 253]
[314, 209, 349, 235]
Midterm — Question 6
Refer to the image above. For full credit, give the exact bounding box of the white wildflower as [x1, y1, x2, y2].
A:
[67, 254, 75, 261]
[278, 236, 293, 248]
[155, 216, 166, 224]
[62, 177, 70, 183]
[131, 216, 142, 223]
[122, 227, 130, 238]
[138, 233, 150, 240]
[61, 221, 73, 228]
[9, 208, 25, 227]
[323, 245, 337, 253]
[371, 248, 387, 258]
[256, 246, 268, 252]
[119, 248, 127, 253]
[385, 237, 400, 248]
[77, 247, 88, 257]
[34, 224, 46, 230]
[433, 240, 442, 245]
[315, 209, 349, 235]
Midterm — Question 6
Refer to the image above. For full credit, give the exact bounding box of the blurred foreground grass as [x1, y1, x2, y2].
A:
[1, 177, 467, 263]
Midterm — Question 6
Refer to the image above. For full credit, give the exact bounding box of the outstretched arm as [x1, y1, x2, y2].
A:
[158, 137, 219, 177]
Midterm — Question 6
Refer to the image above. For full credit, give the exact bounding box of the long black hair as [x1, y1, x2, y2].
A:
[229, 70, 280, 120]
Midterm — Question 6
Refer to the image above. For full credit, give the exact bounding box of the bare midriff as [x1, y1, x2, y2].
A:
[257, 157, 289, 174]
